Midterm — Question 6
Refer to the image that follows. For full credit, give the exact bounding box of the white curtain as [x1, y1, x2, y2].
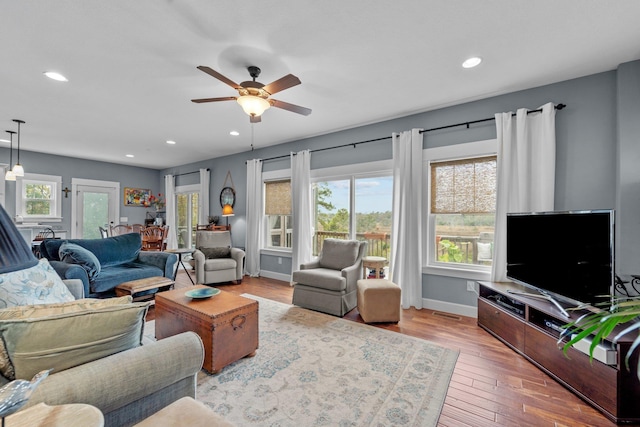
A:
[198, 168, 210, 225]
[291, 150, 312, 281]
[245, 159, 263, 277]
[492, 102, 556, 282]
[164, 174, 178, 250]
[391, 129, 423, 309]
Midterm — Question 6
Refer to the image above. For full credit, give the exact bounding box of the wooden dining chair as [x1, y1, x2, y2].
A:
[98, 226, 109, 238]
[110, 224, 133, 236]
[141, 225, 168, 251]
[130, 224, 145, 234]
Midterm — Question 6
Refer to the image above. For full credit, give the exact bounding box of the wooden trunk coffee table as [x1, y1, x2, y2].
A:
[155, 285, 259, 374]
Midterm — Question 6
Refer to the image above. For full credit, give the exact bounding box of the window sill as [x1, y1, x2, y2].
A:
[18, 217, 63, 223]
[422, 264, 491, 281]
[261, 248, 292, 257]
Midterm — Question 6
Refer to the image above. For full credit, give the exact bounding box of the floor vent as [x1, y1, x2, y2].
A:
[432, 311, 461, 321]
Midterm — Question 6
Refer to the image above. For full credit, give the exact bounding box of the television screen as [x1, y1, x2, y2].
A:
[506, 210, 614, 306]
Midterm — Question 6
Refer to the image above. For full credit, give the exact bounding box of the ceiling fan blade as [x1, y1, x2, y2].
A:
[191, 96, 237, 103]
[271, 99, 312, 116]
[250, 115, 262, 124]
[262, 74, 301, 95]
[196, 66, 242, 89]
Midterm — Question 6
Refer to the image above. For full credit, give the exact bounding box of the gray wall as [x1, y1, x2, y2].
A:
[4, 60, 637, 310]
[164, 65, 629, 310]
[0, 150, 162, 231]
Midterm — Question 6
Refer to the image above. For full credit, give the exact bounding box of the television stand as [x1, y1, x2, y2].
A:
[506, 289, 570, 318]
[478, 281, 640, 424]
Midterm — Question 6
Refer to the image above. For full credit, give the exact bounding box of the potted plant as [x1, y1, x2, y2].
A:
[559, 295, 640, 377]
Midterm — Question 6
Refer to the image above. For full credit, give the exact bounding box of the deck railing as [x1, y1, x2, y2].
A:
[314, 231, 391, 259]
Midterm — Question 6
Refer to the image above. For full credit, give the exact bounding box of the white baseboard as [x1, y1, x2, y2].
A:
[422, 298, 477, 318]
[260, 270, 292, 283]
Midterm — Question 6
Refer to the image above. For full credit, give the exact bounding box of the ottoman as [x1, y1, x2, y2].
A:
[357, 278, 401, 323]
[115, 276, 175, 302]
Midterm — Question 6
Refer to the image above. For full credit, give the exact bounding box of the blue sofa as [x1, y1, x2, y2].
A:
[39, 233, 177, 298]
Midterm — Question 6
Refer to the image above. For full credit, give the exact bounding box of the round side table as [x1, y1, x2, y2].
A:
[362, 256, 387, 279]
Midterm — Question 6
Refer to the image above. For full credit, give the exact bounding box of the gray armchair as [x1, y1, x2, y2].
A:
[292, 238, 367, 317]
[193, 231, 245, 285]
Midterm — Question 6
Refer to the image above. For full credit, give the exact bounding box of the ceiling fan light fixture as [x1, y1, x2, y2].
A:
[237, 95, 270, 117]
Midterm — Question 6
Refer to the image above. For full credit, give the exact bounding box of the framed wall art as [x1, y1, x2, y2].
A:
[124, 187, 151, 207]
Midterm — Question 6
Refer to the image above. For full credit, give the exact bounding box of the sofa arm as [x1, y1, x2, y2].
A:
[137, 251, 178, 279]
[62, 279, 85, 299]
[230, 248, 245, 281]
[27, 332, 204, 423]
[49, 261, 91, 298]
[193, 249, 205, 285]
[300, 260, 321, 270]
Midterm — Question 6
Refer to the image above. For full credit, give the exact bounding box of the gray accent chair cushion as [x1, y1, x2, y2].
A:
[193, 231, 245, 285]
[292, 239, 367, 317]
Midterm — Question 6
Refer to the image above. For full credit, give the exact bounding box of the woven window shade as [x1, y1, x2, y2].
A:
[431, 156, 496, 214]
[265, 180, 291, 215]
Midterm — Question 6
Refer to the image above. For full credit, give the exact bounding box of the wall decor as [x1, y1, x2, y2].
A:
[123, 187, 151, 207]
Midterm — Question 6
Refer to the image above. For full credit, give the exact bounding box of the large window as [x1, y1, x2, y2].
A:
[265, 180, 292, 249]
[16, 173, 62, 221]
[429, 154, 496, 270]
[312, 171, 392, 259]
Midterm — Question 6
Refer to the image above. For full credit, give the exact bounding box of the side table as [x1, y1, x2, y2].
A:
[165, 248, 195, 285]
[362, 256, 387, 279]
[6, 402, 103, 427]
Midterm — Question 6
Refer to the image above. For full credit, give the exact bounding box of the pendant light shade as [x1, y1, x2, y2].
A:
[4, 130, 16, 181]
[12, 119, 25, 177]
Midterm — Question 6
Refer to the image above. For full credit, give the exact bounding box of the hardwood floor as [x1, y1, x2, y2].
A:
[152, 271, 629, 427]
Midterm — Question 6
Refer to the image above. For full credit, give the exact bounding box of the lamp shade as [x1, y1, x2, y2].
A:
[237, 95, 270, 117]
[4, 169, 16, 181]
[222, 204, 234, 216]
[11, 163, 24, 177]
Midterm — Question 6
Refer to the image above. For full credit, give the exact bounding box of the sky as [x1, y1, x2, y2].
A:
[318, 176, 393, 213]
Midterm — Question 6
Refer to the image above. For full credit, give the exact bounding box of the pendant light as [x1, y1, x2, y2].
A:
[4, 130, 16, 181]
[11, 119, 25, 177]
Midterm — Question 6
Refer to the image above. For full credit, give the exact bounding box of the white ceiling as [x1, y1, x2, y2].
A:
[2, 1, 640, 170]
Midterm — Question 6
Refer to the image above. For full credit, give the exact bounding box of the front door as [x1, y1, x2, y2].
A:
[73, 179, 119, 238]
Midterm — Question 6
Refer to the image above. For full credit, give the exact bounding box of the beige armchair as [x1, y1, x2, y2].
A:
[292, 238, 367, 317]
[193, 231, 245, 285]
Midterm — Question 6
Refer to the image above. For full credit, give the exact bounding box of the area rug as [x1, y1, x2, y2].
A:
[145, 295, 458, 426]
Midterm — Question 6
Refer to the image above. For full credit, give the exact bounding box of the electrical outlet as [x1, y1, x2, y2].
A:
[466, 281, 476, 292]
[278, 257, 282, 265]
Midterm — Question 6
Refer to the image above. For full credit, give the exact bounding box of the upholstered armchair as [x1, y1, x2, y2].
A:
[193, 231, 245, 285]
[292, 238, 367, 317]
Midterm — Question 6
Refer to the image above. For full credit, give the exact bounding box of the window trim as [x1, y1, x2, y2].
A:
[263, 169, 293, 253]
[15, 173, 63, 222]
[423, 139, 497, 279]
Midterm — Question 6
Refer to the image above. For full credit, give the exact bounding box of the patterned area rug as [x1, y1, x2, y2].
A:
[145, 295, 458, 426]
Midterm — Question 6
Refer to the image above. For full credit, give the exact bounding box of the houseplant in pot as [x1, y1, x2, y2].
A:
[559, 295, 640, 376]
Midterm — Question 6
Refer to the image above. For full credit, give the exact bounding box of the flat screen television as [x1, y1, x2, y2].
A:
[506, 209, 615, 307]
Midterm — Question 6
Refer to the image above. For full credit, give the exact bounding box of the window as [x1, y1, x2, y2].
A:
[16, 173, 62, 221]
[426, 141, 497, 272]
[265, 180, 292, 249]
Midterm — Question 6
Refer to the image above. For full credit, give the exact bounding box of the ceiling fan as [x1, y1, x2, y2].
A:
[191, 65, 312, 123]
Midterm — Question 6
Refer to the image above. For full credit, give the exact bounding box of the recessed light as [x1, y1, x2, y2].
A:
[166, 140, 177, 145]
[230, 131, 239, 136]
[462, 57, 482, 69]
[44, 71, 68, 82]
[126, 154, 134, 158]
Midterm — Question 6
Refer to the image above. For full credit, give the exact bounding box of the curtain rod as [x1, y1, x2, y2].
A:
[170, 168, 209, 178]
[256, 103, 566, 163]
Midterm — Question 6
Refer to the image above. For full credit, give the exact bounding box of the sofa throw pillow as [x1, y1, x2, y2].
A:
[0, 299, 149, 380]
[199, 246, 231, 259]
[59, 242, 101, 281]
[319, 239, 361, 271]
[0, 259, 75, 309]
